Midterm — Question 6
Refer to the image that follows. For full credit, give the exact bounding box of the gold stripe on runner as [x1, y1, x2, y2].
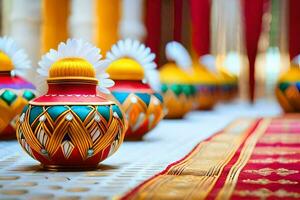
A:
[215, 118, 271, 200]
[129, 118, 257, 200]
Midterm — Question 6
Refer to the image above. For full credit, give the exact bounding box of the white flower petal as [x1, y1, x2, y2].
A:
[37, 38, 112, 95]
[105, 38, 158, 90]
[0, 36, 32, 79]
[165, 41, 192, 71]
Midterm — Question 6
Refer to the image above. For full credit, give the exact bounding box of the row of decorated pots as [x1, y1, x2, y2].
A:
[0, 37, 36, 139]
[160, 41, 239, 119]
[0, 37, 238, 170]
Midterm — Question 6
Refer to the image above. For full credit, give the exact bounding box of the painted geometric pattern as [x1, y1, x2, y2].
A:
[161, 84, 196, 97]
[195, 84, 218, 110]
[113, 92, 164, 137]
[0, 88, 35, 135]
[276, 82, 300, 112]
[16, 104, 125, 160]
[161, 84, 195, 118]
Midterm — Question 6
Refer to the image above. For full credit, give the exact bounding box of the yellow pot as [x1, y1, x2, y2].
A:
[275, 65, 300, 112]
[160, 63, 196, 118]
[191, 65, 219, 110]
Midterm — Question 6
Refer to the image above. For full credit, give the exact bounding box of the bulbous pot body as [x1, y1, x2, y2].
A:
[217, 71, 239, 102]
[195, 84, 218, 110]
[275, 67, 300, 113]
[16, 83, 126, 170]
[218, 83, 238, 101]
[276, 81, 300, 112]
[111, 80, 164, 140]
[161, 83, 195, 118]
[0, 73, 35, 139]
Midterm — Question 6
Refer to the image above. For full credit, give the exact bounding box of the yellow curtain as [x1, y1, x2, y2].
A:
[95, 0, 120, 55]
[41, 0, 70, 53]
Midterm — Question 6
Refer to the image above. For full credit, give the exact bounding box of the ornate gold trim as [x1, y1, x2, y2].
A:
[244, 168, 299, 177]
[128, 119, 256, 200]
[29, 101, 115, 106]
[216, 119, 271, 200]
[234, 188, 300, 199]
[242, 178, 298, 185]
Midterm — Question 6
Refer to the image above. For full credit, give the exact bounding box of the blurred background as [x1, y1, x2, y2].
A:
[0, 0, 298, 102]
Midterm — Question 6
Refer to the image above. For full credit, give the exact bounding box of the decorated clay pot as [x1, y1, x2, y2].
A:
[0, 37, 35, 139]
[16, 39, 126, 170]
[200, 54, 238, 102]
[218, 70, 238, 101]
[191, 64, 218, 110]
[275, 61, 300, 112]
[159, 41, 196, 118]
[105, 39, 164, 140]
[160, 64, 195, 118]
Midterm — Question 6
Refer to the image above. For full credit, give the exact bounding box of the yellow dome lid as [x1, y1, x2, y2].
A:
[0, 51, 13, 71]
[159, 63, 194, 84]
[106, 58, 144, 81]
[191, 64, 218, 84]
[218, 67, 238, 84]
[279, 65, 300, 82]
[49, 58, 97, 82]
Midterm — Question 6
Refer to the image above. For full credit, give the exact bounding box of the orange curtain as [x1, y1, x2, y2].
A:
[95, 0, 120, 55]
[41, 0, 70, 53]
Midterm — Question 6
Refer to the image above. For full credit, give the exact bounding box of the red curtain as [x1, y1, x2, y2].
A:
[190, 0, 211, 57]
[173, 0, 183, 42]
[145, 0, 162, 63]
[243, 0, 267, 102]
[289, 0, 300, 59]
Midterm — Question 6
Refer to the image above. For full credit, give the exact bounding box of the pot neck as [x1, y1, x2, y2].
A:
[0, 71, 12, 77]
[47, 82, 97, 95]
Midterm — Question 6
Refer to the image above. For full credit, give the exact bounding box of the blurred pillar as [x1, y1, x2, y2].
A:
[2, 0, 12, 36]
[10, 0, 41, 67]
[95, 0, 120, 55]
[119, 0, 146, 41]
[69, 0, 94, 43]
[41, 0, 70, 53]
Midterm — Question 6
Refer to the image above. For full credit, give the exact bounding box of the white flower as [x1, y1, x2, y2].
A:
[199, 54, 217, 73]
[292, 55, 300, 65]
[165, 41, 192, 72]
[105, 38, 160, 91]
[0, 36, 32, 78]
[37, 38, 114, 95]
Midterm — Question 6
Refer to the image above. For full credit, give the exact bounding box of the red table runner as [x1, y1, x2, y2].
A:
[121, 115, 300, 200]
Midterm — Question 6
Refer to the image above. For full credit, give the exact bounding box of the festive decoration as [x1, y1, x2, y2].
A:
[192, 55, 219, 110]
[122, 116, 300, 200]
[16, 39, 126, 170]
[105, 39, 164, 140]
[160, 41, 196, 118]
[201, 55, 238, 102]
[218, 69, 239, 101]
[275, 56, 300, 112]
[0, 37, 35, 139]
